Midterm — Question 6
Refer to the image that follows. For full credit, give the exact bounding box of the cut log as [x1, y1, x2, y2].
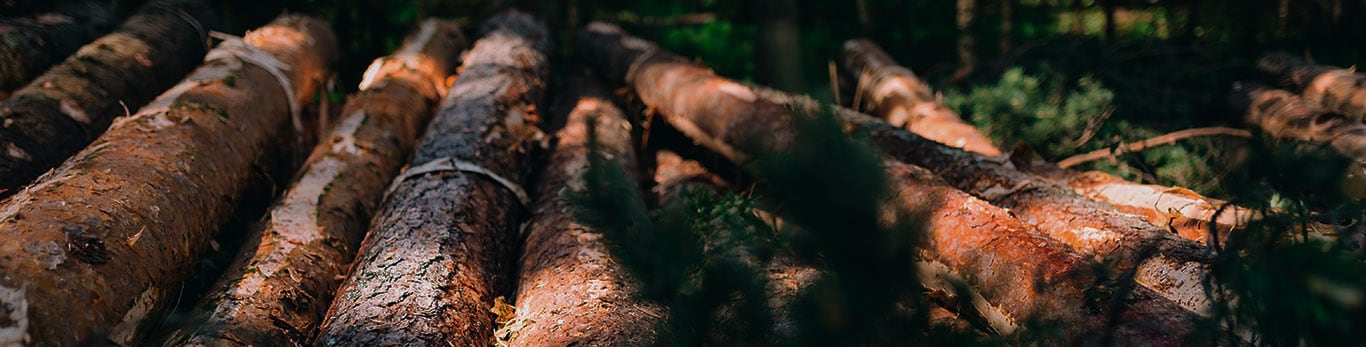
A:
[1232, 82, 1366, 163]
[838, 39, 999, 156]
[1258, 52, 1366, 120]
[577, 22, 1200, 345]
[839, 38, 1256, 245]
[0, 0, 218, 196]
[0, 15, 336, 346]
[498, 77, 665, 346]
[0, 0, 116, 95]
[163, 19, 464, 347]
[314, 11, 550, 347]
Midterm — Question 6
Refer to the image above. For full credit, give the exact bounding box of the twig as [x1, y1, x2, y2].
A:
[1058, 126, 1251, 168]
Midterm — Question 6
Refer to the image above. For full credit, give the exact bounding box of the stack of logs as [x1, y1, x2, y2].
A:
[0, 4, 1357, 345]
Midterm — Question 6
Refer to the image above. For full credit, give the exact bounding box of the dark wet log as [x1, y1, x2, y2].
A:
[0, 0, 116, 95]
[1233, 82, 1366, 163]
[1258, 52, 1366, 120]
[840, 38, 1255, 246]
[0, 0, 218, 196]
[314, 11, 550, 347]
[0, 15, 335, 346]
[577, 22, 1199, 345]
[163, 19, 464, 347]
[838, 39, 999, 156]
[498, 77, 665, 346]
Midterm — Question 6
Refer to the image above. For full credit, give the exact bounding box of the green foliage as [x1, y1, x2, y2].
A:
[946, 67, 1114, 159]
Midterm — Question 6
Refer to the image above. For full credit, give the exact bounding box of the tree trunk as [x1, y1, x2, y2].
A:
[0, 15, 335, 346]
[498, 76, 665, 346]
[163, 19, 464, 347]
[840, 38, 1253, 246]
[0, 0, 218, 196]
[1233, 82, 1366, 163]
[839, 39, 1000, 156]
[753, 0, 803, 91]
[956, 0, 976, 66]
[576, 22, 1200, 345]
[1258, 52, 1366, 121]
[314, 11, 550, 347]
[0, 0, 116, 95]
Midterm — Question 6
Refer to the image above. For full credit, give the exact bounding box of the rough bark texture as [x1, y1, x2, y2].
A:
[314, 11, 550, 347]
[840, 38, 1253, 245]
[499, 77, 665, 347]
[165, 19, 464, 347]
[577, 22, 1199, 345]
[1258, 52, 1366, 120]
[0, 15, 335, 346]
[838, 39, 999, 156]
[0, 0, 116, 94]
[0, 0, 218, 195]
[1233, 82, 1366, 163]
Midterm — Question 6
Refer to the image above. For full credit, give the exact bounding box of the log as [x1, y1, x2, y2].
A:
[0, 15, 336, 346]
[314, 11, 550, 346]
[163, 19, 464, 346]
[1258, 52, 1366, 120]
[0, 0, 218, 196]
[1232, 82, 1366, 163]
[498, 77, 665, 346]
[0, 0, 116, 95]
[839, 38, 1257, 245]
[838, 39, 999, 156]
[577, 22, 1200, 345]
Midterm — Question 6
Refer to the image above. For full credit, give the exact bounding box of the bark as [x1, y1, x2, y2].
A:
[1232, 82, 1366, 163]
[577, 22, 1200, 345]
[314, 11, 550, 347]
[839, 38, 1253, 246]
[839, 39, 1000, 156]
[498, 77, 665, 346]
[1258, 52, 1366, 121]
[0, 15, 335, 346]
[0, 0, 116, 93]
[0, 0, 218, 196]
[164, 19, 464, 347]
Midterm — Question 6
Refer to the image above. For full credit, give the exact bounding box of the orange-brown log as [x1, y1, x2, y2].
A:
[838, 39, 1000, 156]
[1258, 52, 1366, 120]
[0, 15, 335, 346]
[577, 22, 1200, 345]
[1233, 82, 1366, 163]
[839, 38, 1256, 246]
[313, 11, 550, 346]
[163, 19, 464, 346]
[499, 77, 665, 346]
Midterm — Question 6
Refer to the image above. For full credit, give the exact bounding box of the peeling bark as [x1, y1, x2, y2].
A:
[838, 39, 999, 156]
[1233, 82, 1366, 163]
[165, 19, 464, 347]
[1258, 52, 1366, 120]
[839, 38, 1254, 245]
[499, 77, 665, 347]
[0, 0, 218, 195]
[0, 0, 116, 94]
[314, 11, 550, 347]
[0, 15, 335, 346]
[577, 22, 1200, 345]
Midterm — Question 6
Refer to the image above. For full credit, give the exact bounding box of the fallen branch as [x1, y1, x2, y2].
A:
[165, 19, 464, 346]
[498, 76, 664, 346]
[0, 0, 218, 195]
[314, 11, 550, 346]
[1058, 127, 1252, 168]
[0, 15, 336, 346]
[577, 22, 1200, 345]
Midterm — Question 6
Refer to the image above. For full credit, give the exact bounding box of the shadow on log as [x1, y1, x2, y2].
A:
[0, 0, 116, 96]
[0, 0, 219, 196]
[0, 15, 335, 346]
[314, 10, 550, 347]
[163, 19, 464, 346]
